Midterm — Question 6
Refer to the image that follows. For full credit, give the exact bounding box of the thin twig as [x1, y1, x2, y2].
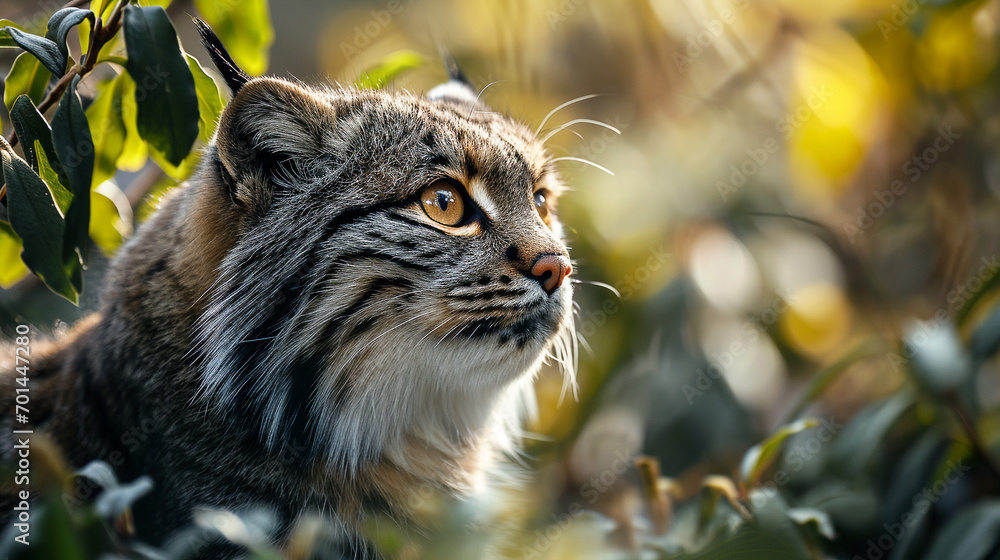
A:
[4, 0, 125, 150]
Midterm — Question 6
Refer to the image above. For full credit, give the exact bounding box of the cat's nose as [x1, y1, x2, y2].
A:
[529, 254, 572, 294]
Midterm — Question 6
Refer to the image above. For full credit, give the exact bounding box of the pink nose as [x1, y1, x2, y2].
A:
[529, 254, 572, 294]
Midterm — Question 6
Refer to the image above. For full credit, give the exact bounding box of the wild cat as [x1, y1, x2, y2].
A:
[0, 19, 580, 557]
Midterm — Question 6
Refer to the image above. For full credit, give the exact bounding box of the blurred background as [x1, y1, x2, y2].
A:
[4, 0, 1000, 558]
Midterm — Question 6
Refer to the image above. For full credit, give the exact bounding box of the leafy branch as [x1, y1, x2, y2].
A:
[0, 0, 271, 302]
[3, 0, 126, 152]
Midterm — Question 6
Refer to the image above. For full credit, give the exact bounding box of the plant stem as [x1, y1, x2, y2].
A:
[4, 0, 125, 150]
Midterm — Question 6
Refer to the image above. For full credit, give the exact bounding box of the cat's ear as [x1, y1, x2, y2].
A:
[427, 52, 481, 107]
[193, 18, 249, 95]
[212, 78, 336, 208]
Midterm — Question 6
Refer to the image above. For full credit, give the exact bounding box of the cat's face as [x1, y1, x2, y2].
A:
[198, 78, 575, 466]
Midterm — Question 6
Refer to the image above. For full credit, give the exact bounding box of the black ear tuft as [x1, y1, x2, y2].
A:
[441, 49, 472, 88]
[192, 17, 250, 95]
[427, 46, 481, 106]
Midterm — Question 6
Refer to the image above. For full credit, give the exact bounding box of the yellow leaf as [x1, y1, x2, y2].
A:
[915, 1, 999, 92]
[0, 222, 29, 288]
[117, 73, 148, 171]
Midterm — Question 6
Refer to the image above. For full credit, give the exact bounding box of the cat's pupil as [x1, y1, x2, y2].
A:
[437, 191, 452, 211]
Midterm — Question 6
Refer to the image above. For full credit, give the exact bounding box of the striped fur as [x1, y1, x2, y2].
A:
[0, 72, 576, 551]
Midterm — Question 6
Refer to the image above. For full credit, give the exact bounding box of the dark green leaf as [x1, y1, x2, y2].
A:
[45, 8, 94, 62]
[831, 391, 915, 476]
[123, 5, 199, 166]
[970, 304, 1000, 365]
[4, 27, 66, 77]
[9, 96, 74, 210]
[1, 149, 78, 303]
[923, 500, 1000, 560]
[51, 75, 94, 268]
[10, 95, 59, 173]
[3, 53, 50, 113]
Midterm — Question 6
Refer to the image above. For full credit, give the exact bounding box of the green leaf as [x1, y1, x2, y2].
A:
[4, 27, 66, 77]
[697, 475, 746, 536]
[149, 140, 202, 180]
[4, 52, 50, 113]
[970, 303, 1000, 365]
[187, 54, 224, 143]
[1, 150, 78, 303]
[123, 5, 199, 166]
[51, 75, 94, 269]
[9, 95, 61, 176]
[356, 51, 425, 90]
[740, 418, 819, 488]
[45, 8, 94, 62]
[85, 74, 127, 186]
[831, 391, 916, 476]
[923, 500, 1000, 560]
[36, 140, 73, 214]
[194, 0, 273, 76]
[786, 508, 835, 540]
[0, 20, 23, 47]
[904, 321, 971, 393]
[75, 460, 120, 489]
[94, 476, 153, 519]
[783, 340, 882, 424]
[117, 72, 148, 171]
[90, 181, 132, 255]
[0, 221, 29, 288]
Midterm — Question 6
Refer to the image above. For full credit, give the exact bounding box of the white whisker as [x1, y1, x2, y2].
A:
[551, 156, 615, 177]
[571, 278, 621, 299]
[534, 93, 605, 135]
[540, 118, 621, 145]
[469, 80, 505, 117]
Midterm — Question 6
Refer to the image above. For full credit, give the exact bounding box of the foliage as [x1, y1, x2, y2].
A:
[0, 0, 271, 300]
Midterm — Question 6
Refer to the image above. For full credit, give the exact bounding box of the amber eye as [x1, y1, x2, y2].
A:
[533, 190, 550, 221]
[420, 181, 466, 226]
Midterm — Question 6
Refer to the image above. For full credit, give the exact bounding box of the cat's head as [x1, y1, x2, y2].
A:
[190, 23, 576, 473]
